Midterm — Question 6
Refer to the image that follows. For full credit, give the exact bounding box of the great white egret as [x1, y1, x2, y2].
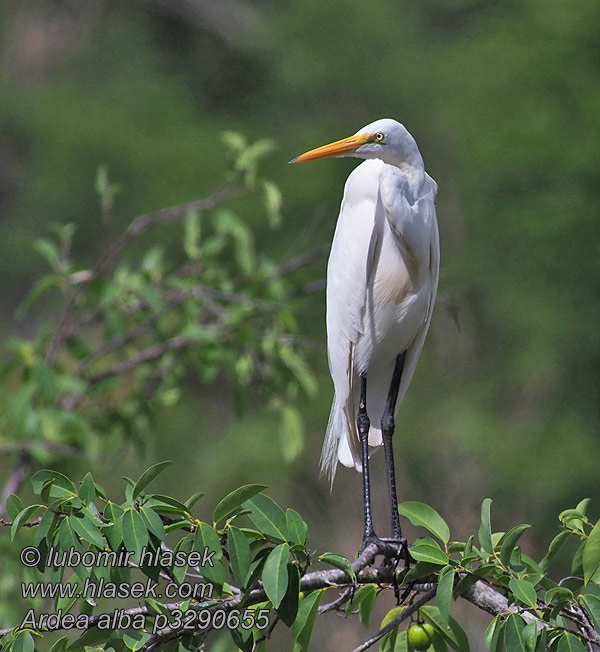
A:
[291, 119, 439, 546]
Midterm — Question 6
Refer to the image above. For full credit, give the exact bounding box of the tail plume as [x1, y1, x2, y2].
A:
[319, 395, 341, 487]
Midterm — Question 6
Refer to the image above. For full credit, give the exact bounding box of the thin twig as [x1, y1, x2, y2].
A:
[61, 334, 195, 409]
[0, 517, 41, 528]
[318, 587, 353, 615]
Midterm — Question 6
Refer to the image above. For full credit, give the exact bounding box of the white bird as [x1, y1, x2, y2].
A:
[291, 119, 439, 544]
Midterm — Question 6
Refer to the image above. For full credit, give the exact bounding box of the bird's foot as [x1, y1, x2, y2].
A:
[379, 536, 408, 561]
[360, 535, 410, 604]
[360, 533, 407, 562]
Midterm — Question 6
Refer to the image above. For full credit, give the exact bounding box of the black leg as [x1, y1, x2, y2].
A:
[381, 351, 407, 540]
[358, 374, 376, 542]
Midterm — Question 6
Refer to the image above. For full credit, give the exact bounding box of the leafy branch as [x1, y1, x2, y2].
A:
[0, 133, 324, 515]
[2, 464, 600, 652]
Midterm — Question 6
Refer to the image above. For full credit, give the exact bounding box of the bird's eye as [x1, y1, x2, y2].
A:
[374, 132, 385, 142]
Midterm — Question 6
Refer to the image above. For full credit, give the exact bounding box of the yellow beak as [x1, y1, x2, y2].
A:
[289, 133, 373, 164]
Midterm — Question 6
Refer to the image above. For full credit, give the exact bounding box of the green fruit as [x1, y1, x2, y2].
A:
[407, 624, 431, 651]
[422, 623, 435, 639]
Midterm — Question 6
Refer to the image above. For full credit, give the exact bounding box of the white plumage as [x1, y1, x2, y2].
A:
[291, 118, 439, 484]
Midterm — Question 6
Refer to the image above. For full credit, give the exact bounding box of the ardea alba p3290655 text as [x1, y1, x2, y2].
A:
[291, 119, 439, 547]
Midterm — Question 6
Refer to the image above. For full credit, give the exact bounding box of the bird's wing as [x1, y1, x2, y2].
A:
[395, 175, 439, 406]
[320, 160, 385, 480]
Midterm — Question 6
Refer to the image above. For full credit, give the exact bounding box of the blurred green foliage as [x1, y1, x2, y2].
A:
[1, 0, 599, 648]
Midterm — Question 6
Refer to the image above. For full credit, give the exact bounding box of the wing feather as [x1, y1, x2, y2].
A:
[394, 177, 439, 406]
[320, 160, 384, 482]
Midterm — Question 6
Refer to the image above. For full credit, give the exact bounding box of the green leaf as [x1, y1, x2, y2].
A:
[393, 630, 411, 652]
[31, 469, 76, 496]
[402, 561, 441, 584]
[78, 473, 96, 504]
[572, 540, 586, 576]
[214, 209, 255, 274]
[184, 491, 204, 510]
[398, 501, 450, 544]
[70, 511, 106, 549]
[583, 520, 600, 584]
[409, 543, 449, 566]
[237, 139, 276, 172]
[560, 508, 587, 533]
[557, 633, 587, 652]
[139, 505, 166, 540]
[145, 597, 171, 616]
[576, 498, 591, 517]
[121, 508, 149, 558]
[421, 606, 470, 652]
[379, 607, 402, 652]
[103, 503, 124, 549]
[228, 526, 251, 587]
[504, 614, 527, 652]
[5, 494, 24, 520]
[279, 347, 318, 397]
[48, 636, 70, 652]
[58, 517, 83, 571]
[522, 621, 538, 652]
[221, 130, 247, 154]
[132, 461, 172, 500]
[539, 530, 571, 571]
[286, 508, 308, 546]
[534, 628, 548, 652]
[509, 578, 538, 608]
[193, 522, 223, 559]
[280, 405, 305, 463]
[214, 484, 268, 525]
[580, 593, 600, 632]
[262, 543, 290, 608]
[488, 616, 505, 652]
[34, 508, 59, 547]
[545, 586, 573, 604]
[32, 238, 59, 267]
[277, 563, 301, 627]
[319, 552, 356, 581]
[11, 631, 34, 652]
[500, 524, 531, 567]
[193, 521, 224, 586]
[230, 626, 253, 652]
[184, 209, 201, 260]
[243, 494, 289, 542]
[381, 605, 404, 629]
[262, 180, 282, 228]
[123, 630, 152, 651]
[145, 494, 190, 515]
[345, 584, 376, 616]
[359, 585, 379, 628]
[436, 566, 455, 624]
[478, 498, 493, 554]
[484, 615, 500, 649]
[11, 505, 43, 540]
[292, 590, 323, 652]
[17, 273, 62, 317]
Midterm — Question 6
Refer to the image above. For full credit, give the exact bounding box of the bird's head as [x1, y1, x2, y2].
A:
[290, 118, 423, 172]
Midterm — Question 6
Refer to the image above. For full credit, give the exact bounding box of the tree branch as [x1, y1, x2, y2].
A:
[1, 557, 598, 652]
[45, 182, 241, 365]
